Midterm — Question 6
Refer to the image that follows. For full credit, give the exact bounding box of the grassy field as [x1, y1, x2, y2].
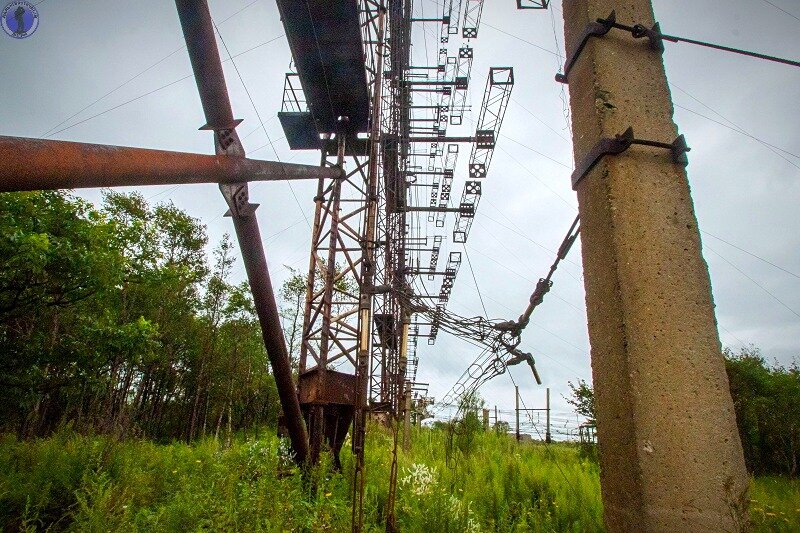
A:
[0, 427, 797, 532]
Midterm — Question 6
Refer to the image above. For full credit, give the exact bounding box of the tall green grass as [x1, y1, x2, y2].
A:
[0, 427, 797, 531]
[750, 476, 800, 532]
[367, 428, 604, 532]
[0, 429, 353, 532]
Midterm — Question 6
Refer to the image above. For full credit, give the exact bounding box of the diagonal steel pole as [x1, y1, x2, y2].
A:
[174, 0, 311, 462]
[0, 135, 340, 192]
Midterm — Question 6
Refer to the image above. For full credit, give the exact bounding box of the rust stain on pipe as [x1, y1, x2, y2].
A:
[0, 135, 340, 193]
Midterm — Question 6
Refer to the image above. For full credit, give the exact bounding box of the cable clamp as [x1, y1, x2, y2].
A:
[555, 11, 617, 83]
[557, 11, 669, 83]
[571, 127, 690, 189]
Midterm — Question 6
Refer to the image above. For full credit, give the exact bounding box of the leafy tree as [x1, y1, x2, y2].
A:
[447, 392, 485, 458]
[725, 347, 800, 476]
[565, 378, 596, 423]
[566, 349, 800, 476]
[277, 262, 358, 372]
[279, 267, 307, 367]
[0, 191, 280, 441]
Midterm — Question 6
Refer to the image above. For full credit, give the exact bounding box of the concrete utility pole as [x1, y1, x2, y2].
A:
[545, 387, 551, 444]
[560, 1, 749, 531]
[515, 385, 520, 442]
[482, 408, 490, 431]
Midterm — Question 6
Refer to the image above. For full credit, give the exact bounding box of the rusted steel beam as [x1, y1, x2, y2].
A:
[175, 0, 236, 131]
[175, 0, 311, 462]
[231, 210, 312, 457]
[0, 135, 341, 193]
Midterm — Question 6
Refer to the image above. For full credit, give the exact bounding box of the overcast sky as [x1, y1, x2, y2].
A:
[1, 0, 798, 438]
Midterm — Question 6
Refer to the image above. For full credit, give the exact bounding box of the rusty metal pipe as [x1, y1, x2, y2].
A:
[230, 211, 310, 464]
[0, 135, 340, 193]
[174, 0, 236, 131]
[175, 0, 310, 462]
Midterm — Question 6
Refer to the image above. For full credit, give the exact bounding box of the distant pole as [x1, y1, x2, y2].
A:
[545, 387, 551, 444]
[402, 381, 412, 451]
[561, 1, 748, 530]
[494, 405, 498, 429]
[482, 408, 490, 431]
[515, 385, 520, 442]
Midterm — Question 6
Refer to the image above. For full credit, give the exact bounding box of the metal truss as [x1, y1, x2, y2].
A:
[517, 0, 550, 9]
[367, 0, 409, 414]
[280, 72, 305, 113]
[462, 0, 484, 39]
[433, 144, 459, 227]
[468, 67, 514, 179]
[428, 235, 443, 278]
[295, 0, 385, 374]
[452, 180, 482, 243]
[439, 0, 464, 43]
[449, 45, 474, 126]
[425, 250, 463, 345]
[289, 1, 388, 474]
[439, 251, 462, 303]
[298, 148, 370, 374]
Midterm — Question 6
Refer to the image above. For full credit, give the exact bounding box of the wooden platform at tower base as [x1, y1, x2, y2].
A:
[275, 0, 370, 135]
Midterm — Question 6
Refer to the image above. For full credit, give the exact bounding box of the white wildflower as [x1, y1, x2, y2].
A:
[448, 494, 481, 532]
[276, 437, 296, 468]
[399, 463, 438, 496]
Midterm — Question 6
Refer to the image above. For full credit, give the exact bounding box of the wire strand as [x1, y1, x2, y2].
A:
[706, 245, 800, 319]
[701, 230, 800, 280]
[212, 22, 312, 230]
[760, 0, 800, 22]
[40, 0, 265, 138]
[462, 243, 488, 318]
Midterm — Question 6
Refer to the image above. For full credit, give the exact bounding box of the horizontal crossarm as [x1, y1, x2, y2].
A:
[0, 135, 341, 192]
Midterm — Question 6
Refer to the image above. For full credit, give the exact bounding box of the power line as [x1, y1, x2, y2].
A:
[466, 244, 585, 316]
[672, 102, 800, 172]
[510, 97, 570, 142]
[459, 273, 587, 350]
[480, 203, 582, 269]
[506, 371, 582, 498]
[40, 0, 266, 138]
[481, 21, 559, 57]
[501, 134, 572, 169]
[547, 1, 573, 140]
[47, 75, 195, 137]
[669, 82, 800, 175]
[669, 35, 800, 68]
[462, 243, 488, 318]
[41, 47, 186, 137]
[705, 245, 800, 320]
[494, 145, 576, 209]
[670, 82, 800, 160]
[718, 323, 749, 353]
[601, 17, 800, 68]
[701, 230, 800, 280]
[481, 217, 582, 286]
[675, 104, 800, 169]
[760, 0, 800, 22]
[46, 35, 286, 138]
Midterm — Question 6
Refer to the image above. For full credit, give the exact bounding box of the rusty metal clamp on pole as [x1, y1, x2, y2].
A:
[557, 9, 800, 84]
[555, 11, 618, 83]
[571, 127, 690, 189]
